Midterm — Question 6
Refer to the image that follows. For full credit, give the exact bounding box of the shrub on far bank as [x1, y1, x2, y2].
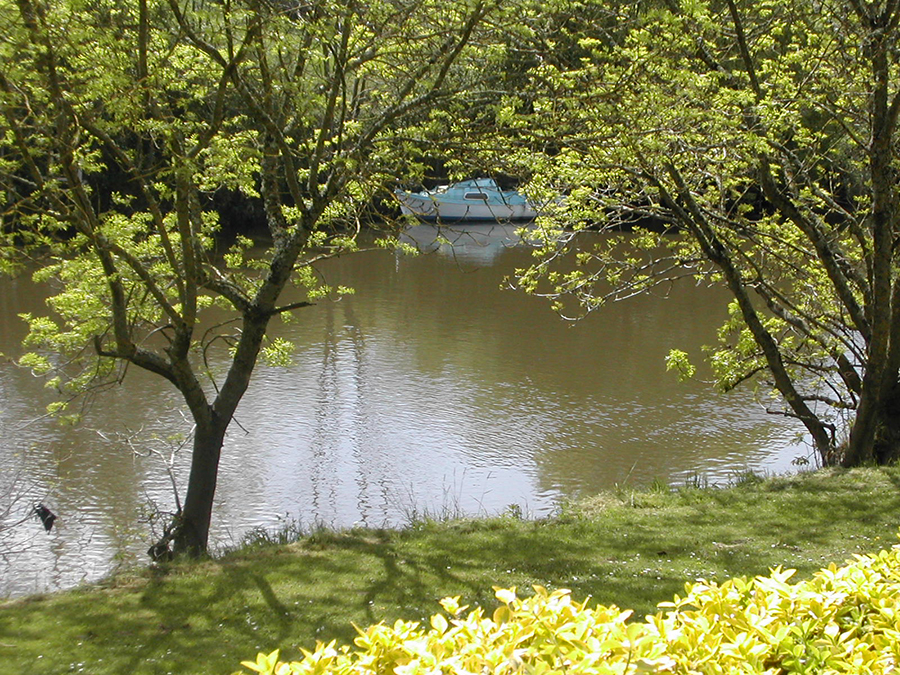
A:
[238, 538, 900, 675]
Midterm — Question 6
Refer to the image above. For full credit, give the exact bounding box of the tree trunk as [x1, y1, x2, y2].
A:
[874, 377, 900, 465]
[173, 413, 229, 555]
[164, 315, 272, 557]
[844, 383, 880, 466]
[843, 372, 900, 466]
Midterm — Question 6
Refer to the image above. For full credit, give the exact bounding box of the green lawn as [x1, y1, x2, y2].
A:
[2, 467, 899, 675]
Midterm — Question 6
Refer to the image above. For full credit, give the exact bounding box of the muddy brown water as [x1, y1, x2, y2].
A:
[0, 225, 807, 596]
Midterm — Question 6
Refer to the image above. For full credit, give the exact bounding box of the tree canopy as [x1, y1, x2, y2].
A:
[508, 0, 900, 468]
[0, 0, 498, 554]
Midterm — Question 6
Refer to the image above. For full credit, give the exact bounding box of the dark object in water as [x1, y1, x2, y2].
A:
[33, 503, 56, 532]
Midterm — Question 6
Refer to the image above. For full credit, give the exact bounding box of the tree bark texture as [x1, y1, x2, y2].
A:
[844, 4, 900, 466]
[175, 414, 229, 555]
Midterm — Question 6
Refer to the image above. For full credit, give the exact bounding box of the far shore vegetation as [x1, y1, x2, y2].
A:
[2, 466, 899, 675]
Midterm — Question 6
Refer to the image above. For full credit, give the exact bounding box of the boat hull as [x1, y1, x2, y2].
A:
[397, 195, 538, 222]
[396, 179, 539, 222]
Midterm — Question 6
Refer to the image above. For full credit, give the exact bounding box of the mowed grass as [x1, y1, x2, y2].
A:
[2, 467, 900, 675]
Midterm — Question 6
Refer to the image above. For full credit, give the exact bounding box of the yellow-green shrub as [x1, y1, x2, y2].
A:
[237, 543, 900, 674]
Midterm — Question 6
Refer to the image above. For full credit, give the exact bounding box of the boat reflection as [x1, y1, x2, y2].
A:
[401, 223, 533, 266]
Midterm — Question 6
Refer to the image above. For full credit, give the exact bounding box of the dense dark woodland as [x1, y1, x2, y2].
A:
[2, 0, 900, 558]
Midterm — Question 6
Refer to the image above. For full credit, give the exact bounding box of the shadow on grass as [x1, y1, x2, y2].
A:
[4, 467, 900, 675]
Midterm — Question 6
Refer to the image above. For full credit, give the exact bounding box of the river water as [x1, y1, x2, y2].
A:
[0, 224, 808, 597]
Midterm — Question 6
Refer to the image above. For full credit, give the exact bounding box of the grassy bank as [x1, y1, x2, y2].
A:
[2, 467, 899, 675]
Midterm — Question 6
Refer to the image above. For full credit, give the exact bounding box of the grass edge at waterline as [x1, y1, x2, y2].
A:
[1, 466, 899, 675]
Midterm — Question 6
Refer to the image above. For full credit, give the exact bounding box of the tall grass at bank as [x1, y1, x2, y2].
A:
[1, 467, 899, 675]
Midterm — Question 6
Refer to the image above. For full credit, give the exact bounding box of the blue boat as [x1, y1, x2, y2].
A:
[396, 178, 539, 222]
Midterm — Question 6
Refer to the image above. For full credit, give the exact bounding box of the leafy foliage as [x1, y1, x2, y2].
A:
[508, 0, 900, 467]
[0, 0, 498, 553]
[239, 538, 900, 674]
[1, 0, 492, 404]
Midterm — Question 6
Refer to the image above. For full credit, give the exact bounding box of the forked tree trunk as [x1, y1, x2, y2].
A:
[164, 313, 273, 556]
